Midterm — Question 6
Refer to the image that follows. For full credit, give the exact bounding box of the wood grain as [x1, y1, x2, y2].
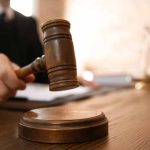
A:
[19, 108, 108, 143]
[0, 88, 150, 149]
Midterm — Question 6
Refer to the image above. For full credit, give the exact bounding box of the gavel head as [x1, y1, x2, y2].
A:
[41, 19, 79, 91]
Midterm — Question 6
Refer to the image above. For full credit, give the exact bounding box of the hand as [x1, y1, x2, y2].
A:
[0, 53, 35, 101]
[78, 76, 100, 89]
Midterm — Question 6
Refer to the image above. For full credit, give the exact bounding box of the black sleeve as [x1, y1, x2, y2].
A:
[27, 17, 48, 84]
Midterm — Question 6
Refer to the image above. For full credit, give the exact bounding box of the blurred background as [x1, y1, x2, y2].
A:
[10, 0, 150, 79]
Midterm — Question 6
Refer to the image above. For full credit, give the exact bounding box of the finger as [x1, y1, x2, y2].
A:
[0, 81, 16, 101]
[24, 74, 35, 83]
[12, 62, 20, 70]
[78, 77, 100, 89]
[2, 71, 26, 90]
[12, 63, 35, 83]
[0, 55, 26, 90]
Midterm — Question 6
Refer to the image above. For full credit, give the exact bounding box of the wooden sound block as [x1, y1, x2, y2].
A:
[18, 107, 108, 143]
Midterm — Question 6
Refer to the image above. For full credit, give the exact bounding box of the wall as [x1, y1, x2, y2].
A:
[37, 0, 67, 26]
[37, 0, 150, 78]
[35, 0, 67, 39]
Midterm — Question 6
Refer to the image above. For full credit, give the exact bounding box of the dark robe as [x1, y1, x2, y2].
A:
[0, 10, 48, 83]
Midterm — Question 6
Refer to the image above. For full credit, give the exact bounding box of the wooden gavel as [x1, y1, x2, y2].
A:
[17, 19, 108, 143]
[15, 19, 79, 91]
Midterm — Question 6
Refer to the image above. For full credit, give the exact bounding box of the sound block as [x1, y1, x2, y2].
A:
[18, 107, 108, 143]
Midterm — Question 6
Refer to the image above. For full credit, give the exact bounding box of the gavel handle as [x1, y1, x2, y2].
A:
[15, 55, 46, 79]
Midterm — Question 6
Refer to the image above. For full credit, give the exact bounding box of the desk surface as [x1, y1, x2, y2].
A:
[0, 88, 150, 150]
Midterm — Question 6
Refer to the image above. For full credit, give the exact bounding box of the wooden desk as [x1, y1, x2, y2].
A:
[0, 88, 150, 150]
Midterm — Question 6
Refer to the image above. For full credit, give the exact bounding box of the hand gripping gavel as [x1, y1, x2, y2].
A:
[15, 19, 79, 91]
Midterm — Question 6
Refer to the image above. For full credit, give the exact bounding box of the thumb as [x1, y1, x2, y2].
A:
[12, 62, 20, 70]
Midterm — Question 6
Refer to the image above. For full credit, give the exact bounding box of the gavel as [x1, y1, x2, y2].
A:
[15, 19, 79, 91]
[18, 19, 108, 144]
